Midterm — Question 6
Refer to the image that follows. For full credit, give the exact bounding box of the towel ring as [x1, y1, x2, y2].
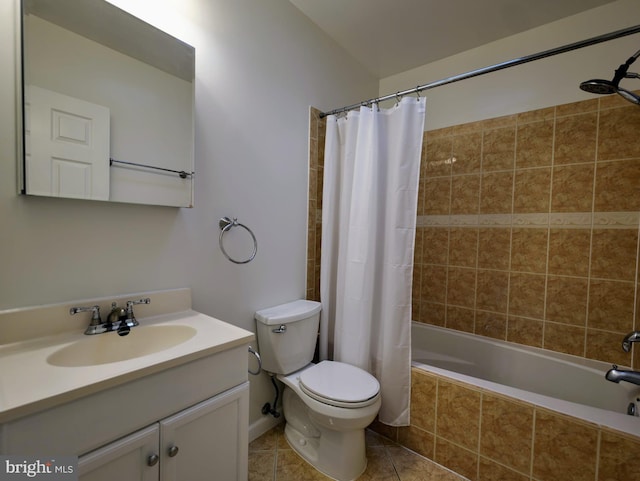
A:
[218, 216, 257, 264]
[248, 346, 262, 375]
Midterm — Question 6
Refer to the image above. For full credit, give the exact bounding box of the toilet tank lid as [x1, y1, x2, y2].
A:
[255, 300, 321, 325]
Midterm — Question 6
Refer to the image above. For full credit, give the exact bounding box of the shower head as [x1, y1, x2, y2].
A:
[579, 48, 640, 105]
[579, 79, 619, 95]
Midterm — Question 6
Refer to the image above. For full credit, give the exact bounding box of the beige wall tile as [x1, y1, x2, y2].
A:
[511, 228, 549, 273]
[513, 168, 551, 213]
[447, 267, 477, 309]
[480, 395, 533, 473]
[474, 311, 506, 340]
[452, 132, 482, 175]
[476, 270, 509, 313]
[480, 172, 514, 214]
[426, 137, 454, 177]
[516, 120, 554, 168]
[590, 228, 638, 281]
[447, 306, 475, 333]
[425, 177, 452, 215]
[551, 163, 595, 212]
[554, 112, 597, 164]
[482, 114, 516, 130]
[548, 229, 591, 277]
[586, 328, 632, 366]
[478, 457, 529, 481]
[508, 272, 546, 319]
[448, 227, 478, 267]
[436, 381, 481, 451]
[507, 316, 543, 347]
[410, 368, 437, 432]
[598, 429, 640, 481]
[477, 228, 511, 270]
[517, 106, 555, 124]
[546, 276, 588, 326]
[422, 265, 448, 303]
[594, 159, 640, 212]
[533, 410, 598, 481]
[451, 175, 480, 215]
[588, 279, 635, 332]
[435, 437, 478, 481]
[555, 98, 598, 116]
[597, 106, 640, 161]
[420, 301, 446, 326]
[424, 227, 449, 265]
[543, 322, 585, 356]
[482, 127, 515, 172]
[397, 425, 435, 460]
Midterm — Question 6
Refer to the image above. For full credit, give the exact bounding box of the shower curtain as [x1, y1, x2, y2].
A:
[319, 97, 426, 426]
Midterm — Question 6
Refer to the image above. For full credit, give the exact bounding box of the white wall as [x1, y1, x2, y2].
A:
[379, 0, 640, 130]
[0, 0, 376, 431]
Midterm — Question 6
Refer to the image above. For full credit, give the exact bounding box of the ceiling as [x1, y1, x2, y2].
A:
[289, 0, 618, 78]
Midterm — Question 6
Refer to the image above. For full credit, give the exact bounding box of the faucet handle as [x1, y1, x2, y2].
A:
[70, 305, 102, 325]
[622, 331, 640, 352]
[124, 298, 151, 326]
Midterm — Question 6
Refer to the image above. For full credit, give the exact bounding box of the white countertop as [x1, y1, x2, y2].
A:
[0, 310, 254, 423]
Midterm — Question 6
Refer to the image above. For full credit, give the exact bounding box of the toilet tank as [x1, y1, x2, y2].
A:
[254, 300, 321, 375]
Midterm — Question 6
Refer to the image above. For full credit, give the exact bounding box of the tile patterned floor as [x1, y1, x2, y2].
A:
[249, 424, 468, 481]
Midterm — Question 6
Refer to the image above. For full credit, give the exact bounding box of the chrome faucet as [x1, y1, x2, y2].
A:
[622, 331, 640, 352]
[117, 298, 151, 335]
[70, 305, 105, 335]
[606, 365, 640, 386]
[70, 298, 150, 336]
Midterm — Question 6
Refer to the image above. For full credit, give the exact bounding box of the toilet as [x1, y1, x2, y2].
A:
[255, 300, 381, 481]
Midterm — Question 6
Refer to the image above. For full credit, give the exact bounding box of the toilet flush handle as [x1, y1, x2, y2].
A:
[272, 325, 287, 334]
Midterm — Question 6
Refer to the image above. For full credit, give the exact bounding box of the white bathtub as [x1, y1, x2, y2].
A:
[411, 322, 640, 437]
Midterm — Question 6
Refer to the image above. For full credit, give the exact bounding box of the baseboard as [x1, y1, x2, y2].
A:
[248, 414, 283, 442]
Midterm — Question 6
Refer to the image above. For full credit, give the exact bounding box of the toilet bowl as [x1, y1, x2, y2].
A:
[254, 300, 382, 481]
[278, 361, 381, 481]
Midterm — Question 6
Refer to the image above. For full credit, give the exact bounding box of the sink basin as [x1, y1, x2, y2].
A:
[47, 324, 197, 367]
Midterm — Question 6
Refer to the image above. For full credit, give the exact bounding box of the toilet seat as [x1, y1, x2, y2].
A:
[298, 361, 380, 408]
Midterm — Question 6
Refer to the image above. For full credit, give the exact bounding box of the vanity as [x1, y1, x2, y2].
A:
[0, 288, 254, 480]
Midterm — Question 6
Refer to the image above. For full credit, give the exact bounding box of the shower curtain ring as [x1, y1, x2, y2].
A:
[415, 87, 421, 99]
[395, 92, 402, 105]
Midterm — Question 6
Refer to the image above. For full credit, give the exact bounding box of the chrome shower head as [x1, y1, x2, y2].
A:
[579, 48, 640, 105]
[579, 79, 619, 95]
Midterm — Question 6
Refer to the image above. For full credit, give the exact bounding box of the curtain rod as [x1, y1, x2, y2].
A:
[319, 24, 640, 118]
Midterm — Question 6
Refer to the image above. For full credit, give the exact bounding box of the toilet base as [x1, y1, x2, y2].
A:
[282, 388, 368, 481]
[284, 422, 367, 481]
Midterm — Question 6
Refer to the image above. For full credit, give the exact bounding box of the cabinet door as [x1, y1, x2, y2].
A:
[160, 382, 249, 481]
[78, 425, 159, 481]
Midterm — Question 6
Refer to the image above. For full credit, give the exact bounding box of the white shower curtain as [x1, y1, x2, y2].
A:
[319, 97, 426, 426]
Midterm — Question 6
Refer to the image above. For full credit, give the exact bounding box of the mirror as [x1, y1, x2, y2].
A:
[20, 0, 195, 207]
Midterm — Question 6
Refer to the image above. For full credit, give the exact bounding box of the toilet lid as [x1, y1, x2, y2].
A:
[299, 361, 380, 407]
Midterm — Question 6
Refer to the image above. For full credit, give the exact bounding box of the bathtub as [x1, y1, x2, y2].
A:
[411, 322, 640, 437]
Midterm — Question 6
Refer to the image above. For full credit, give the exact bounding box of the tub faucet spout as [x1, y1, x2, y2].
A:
[622, 331, 640, 352]
[606, 365, 640, 386]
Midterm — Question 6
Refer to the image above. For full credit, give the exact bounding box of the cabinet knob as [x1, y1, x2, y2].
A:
[147, 454, 159, 467]
[167, 445, 179, 457]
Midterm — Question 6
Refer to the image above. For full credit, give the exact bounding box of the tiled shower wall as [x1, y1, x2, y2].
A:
[308, 94, 640, 370]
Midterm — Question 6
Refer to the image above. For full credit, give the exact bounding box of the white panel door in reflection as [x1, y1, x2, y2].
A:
[26, 85, 110, 200]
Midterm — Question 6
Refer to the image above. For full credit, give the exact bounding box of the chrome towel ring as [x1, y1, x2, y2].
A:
[248, 346, 262, 375]
[219, 216, 257, 264]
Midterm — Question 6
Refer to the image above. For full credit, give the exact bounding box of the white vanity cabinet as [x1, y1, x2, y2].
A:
[79, 382, 249, 481]
[0, 296, 254, 481]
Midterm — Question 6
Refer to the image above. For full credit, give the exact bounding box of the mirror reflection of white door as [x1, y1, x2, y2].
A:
[25, 85, 110, 200]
